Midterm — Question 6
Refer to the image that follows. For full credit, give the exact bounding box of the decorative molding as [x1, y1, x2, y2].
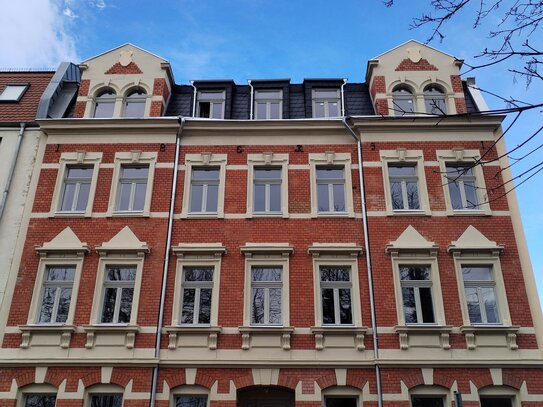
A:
[386, 225, 439, 256]
[238, 326, 294, 351]
[240, 243, 293, 257]
[164, 326, 222, 350]
[18, 325, 76, 349]
[394, 326, 453, 350]
[310, 327, 368, 351]
[307, 243, 363, 258]
[460, 325, 519, 350]
[172, 243, 227, 258]
[82, 325, 140, 349]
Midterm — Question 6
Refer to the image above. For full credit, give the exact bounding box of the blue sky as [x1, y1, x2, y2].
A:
[1, 0, 542, 308]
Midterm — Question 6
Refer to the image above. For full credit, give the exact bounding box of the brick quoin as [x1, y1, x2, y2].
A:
[395, 58, 439, 71]
[450, 75, 464, 93]
[455, 97, 468, 113]
[73, 101, 86, 118]
[78, 79, 90, 97]
[370, 76, 386, 98]
[375, 98, 389, 115]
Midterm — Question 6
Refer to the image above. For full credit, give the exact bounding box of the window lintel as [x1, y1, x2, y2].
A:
[307, 243, 362, 258]
[172, 243, 227, 258]
[240, 243, 293, 257]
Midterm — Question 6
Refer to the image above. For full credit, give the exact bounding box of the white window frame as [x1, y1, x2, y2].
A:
[241, 244, 292, 327]
[310, 245, 363, 327]
[107, 151, 157, 217]
[28, 256, 85, 326]
[312, 88, 341, 118]
[17, 384, 58, 407]
[254, 89, 283, 119]
[479, 387, 518, 407]
[0, 83, 29, 102]
[437, 149, 491, 215]
[309, 152, 354, 217]
[181, 153, 227, 218]
[409, 386, 449, 407]
[247, 153, 289, 218]
[85, 385, 125, 407]
[172, 245, 225, 327]
[380, 149, 430, 215]
[249, 265, 284, 326]
[196, 91, 225, 119]
[50, 152, 102, 217]
[452, 255, 511, 326]
[99, 264, 138, 324]
[90, 256, 145, 326]
[122, 87, 149, 117]
[322, 386, 361, 407]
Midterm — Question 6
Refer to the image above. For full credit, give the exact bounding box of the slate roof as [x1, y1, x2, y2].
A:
[0, 72, 54, 123]
[165, 80, 477, 118]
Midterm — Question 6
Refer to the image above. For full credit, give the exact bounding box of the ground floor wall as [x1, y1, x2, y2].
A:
[1, 365, 543, 406]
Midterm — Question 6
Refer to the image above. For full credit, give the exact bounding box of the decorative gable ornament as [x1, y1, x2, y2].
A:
[407, 47, 422, 63]
[35, 227, 90, 257]
[119, 50, 133, 67]
[96, 226, 150, 257]
[386, 225, 439, 256]
[448, 225, 504, 256]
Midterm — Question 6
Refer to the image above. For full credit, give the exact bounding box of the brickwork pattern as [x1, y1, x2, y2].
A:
[395, 58, 439, 71]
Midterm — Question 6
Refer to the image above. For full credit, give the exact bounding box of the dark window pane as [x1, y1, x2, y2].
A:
[256, 102, 267, 119]
[317, 168, 343, 179]
[270, 102, 281, 119]
[480, 397, 513, 407]
[406, 181, 420, 209]
[192, 168, 219, 180]
[462, 266, 492, 281]
[339, 288, 352, 324]
[121, 166, 148, 178]
[325, 397, 357, 407]
[269, 288, 282, 324]
[254, 183, 266, 211]
[390, 181, 404, 210]
[133, 183, 147, 211]
[25, 395, 57, 407]
[393, 97, 414, 115]
[39, 287, 55, 323]
[399, 266, 430, 281]
[124, 98, 146, 117]
[107, 267, 136, 281]
[46, 266, 75, 281]
[314, 102, 325, 118]
[199, 102, 210, 118]
[270, 184, 281, 211]
[118, 288, 133, 323]
[184, 267, 213, 282]
[419, 287, 435, 323]
[90, 394, 123, 407]
[67, 167, 93, 178]
[320, 266, 350, 282]
[212, 103, 223, 119]
[101, 287, 117, 323]
[60, 183, 76, 211]
[94, 100, 115, 118]
[255, 168, 281, 179]
[252, 267, 281, 282]
[322, 288, 335, 324]
[465, 287, 482, 323]
[463, 180, 478, 208]
[481, 287, 499, 323]
[190, 184, 203, 212]
[176, 395, 207, 407]
[56, 288, 72, 323]
[76, 182, 91, 211]
[328, 101, 339, 117]
[206, 184, 218, 212]
[402, 287, 417, 323]
[199, 288, 212, 324]
[117, 183, 131, 210]
[412, 397, 444, 407]
[181, 288, 195, 324]
[252, 288, 265, 324]
[332, 184, 345, 211]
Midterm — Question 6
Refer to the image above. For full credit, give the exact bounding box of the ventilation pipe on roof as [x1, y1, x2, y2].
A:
[150, 117, 185, 407]
[342, 117, 383, 407]
[190, 81, 197, 117]
[248, 80, 255, 120]
[0, 123, 26, 220]
[340, 78, 348, 116]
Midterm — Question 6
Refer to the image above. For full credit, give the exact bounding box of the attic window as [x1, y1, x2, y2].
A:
[0, 84, 28, 102]
[424, 85, 447, 115]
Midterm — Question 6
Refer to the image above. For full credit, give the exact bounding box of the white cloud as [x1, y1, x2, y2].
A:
[89, 0, 106, 9]
[0, 0, 79, 69]
[63, 7, 78, 18]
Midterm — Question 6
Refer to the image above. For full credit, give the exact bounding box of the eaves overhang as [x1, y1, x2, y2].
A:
[37, 117, 180, 136]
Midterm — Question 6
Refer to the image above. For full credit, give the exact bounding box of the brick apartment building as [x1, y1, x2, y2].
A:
[0, 41, 542, 407]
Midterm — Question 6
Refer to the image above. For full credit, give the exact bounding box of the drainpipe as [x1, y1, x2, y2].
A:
[150, 117, 185, 407]
[248, 80, 255, 120]
[340, 79, 348, 117]
[190, 81, 197, 117]
[342, 117, 382, 407]
[0, 123, 26, 220]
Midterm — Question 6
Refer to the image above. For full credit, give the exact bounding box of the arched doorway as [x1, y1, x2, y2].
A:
[237, 386, 295, 407]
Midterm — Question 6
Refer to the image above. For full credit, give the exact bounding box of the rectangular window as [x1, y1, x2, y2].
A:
[320, 266, 352, 325]
[325, 397, 357, 407]
[181, 266, 213, 325]
[59, 166, 93, 212]
[38, 266, 76, 324]
[175, 395, 208, 407]
[480, 397, 513, 407]
[255, 90, 282, 119]
[411, 397, 444, 407]
[462, 265, 500, 324]
[316, 166, 346, 212]
[399, 265, 435, 324]
[190, 168, 219, 213]
[101, 266, 136, 324]
[253, 167, 282, 213]
[445, 164, 479, 210]
[197, 91, 225, 119]
[90, 395, 123, 407]
[389, 164, 420, 210]
[116, 165, 149, 212]
[0, 84, 28, 101]
[25, 395, 56, 407]
[313, 89, 341, 118]
[251, 266, 282, 325]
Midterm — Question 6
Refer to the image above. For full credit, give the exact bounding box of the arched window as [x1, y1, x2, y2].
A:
[123, 88, 147, 117]
[424, 84, 447, 115]
[392, 86, 415, 116]
[93, 88, 116, 118]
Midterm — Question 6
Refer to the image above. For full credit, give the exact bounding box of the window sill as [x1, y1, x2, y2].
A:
[51, 211, 89, 218]
[109, 211, 148, 217]
[314, 212, 354, 218]
[181, 212, 223, 219]
[448, 209, 492, 217]
[394, 325, 453, 350]
[460, 325, 520, 350]
[311, 326, 368, 351]
[249, 212, 289, 219]
[165, 325, 221, 350]
[238, 326, 294, 350]
[389, 210, 430, 217]
[19, 324, 76, 349]
[82, 324, 140, 349]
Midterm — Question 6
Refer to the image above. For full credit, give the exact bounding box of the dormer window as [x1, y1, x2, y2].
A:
[123, 88, 146, 117]
[93, 88, 116, 118]
[197, 91, 225, 119]
[392, 86, 414, 116]
[312, 89, 341, 118]
[424, 85, 447, 115]
[255, 90, 282, 119]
